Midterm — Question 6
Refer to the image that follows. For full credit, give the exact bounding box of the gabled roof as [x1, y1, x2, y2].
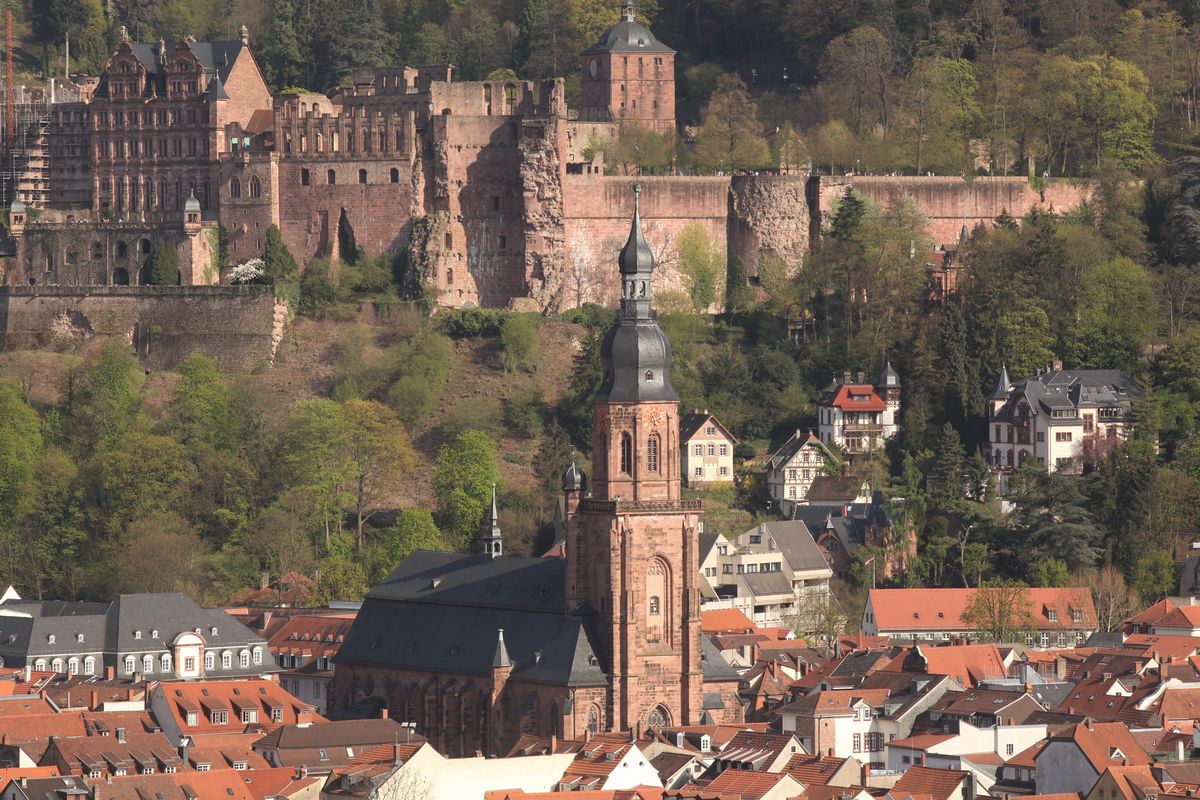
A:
[827, 384, 888, 412]
[676, 769, 802, 800]
[782, 753, 855, 785]
[1040, 723, 1151, 774]
[679, 412, 738, 444]
[1100, 765, 1161, 800]
[806, 476, 869, 503]
[888, 765, 970, 800]
[767, 430, 832, 472]
[701, 608, 756, 634]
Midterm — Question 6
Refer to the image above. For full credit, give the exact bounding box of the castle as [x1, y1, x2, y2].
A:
[332, 191, 742, 755]
[2, 3, 1089, 312]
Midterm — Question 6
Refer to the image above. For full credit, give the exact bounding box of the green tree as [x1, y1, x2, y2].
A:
[928, 422, 966, 509]
[342, 399, 415, 547]
[500, 315, 539, 373]
[166, 355, 236, 452]
[676, 222, 723, 312]
[694, 74, 770, 173]
[381, 508, 443, 566]
[147, 242, 180, 285]
[58, 342, 143, 452]
[1008, 463, 1102, 572]
[96, 431, 195, 538]
[433, 430, 500, 545]
[1032, 557, 1069, 587]
[1066, 257, 1154, 371]
[0, 382, 41, 519]
[1132, 550, 1176, 603]
[996, 307, 1055, 381]
[119, 513, 208, 596]
[328, 0, 387, 85]
[313, 533, 368, 604]
[16, 448, 85, 600]
[264, 224, 300, 283]
[1072, 55, 1156, 170]
[610, 125, 674, 175]
[820, 26, 894, 134]
[283, 399, 354, 544]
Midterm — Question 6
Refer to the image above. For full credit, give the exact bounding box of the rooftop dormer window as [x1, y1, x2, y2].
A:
[48, 635, 55, 644]
[135, 630, 142, 640]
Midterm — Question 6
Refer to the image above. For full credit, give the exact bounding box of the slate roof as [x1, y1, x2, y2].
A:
[338, 551, 609, 687]
[97, 39, 251, 99]
[584, 15, 675, 54]
[700, 637, 740, 682]
[0, 594, 267, 674]
[992, 367, 1137, 422]
[742, 520, 829, 573]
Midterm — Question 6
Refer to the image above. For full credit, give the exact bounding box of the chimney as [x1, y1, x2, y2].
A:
[861, 762, 870, 784]
[585, 728, 593, 743]
[380, 708, 388, 720]
[1052, 359, 1063, 372]
[178, 736, 190, 771]
[393, 741, 401, 765]
[22, 665, 30, 682]
[1178, 738, 1187, 762]
[550, 733, 558, 752]
[91, 690, 99, 710]
[105, 665, 115, 680]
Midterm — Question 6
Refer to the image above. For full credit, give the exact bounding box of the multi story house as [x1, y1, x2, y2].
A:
[861, 588, 1098, 647]
[817, 364, 901, 458]
[0, 593, 273, 681]
[698, 521, 833, 628]
[766, 430, 836, 516]
[988, 361, 1136, 493]
[265, 614, 353, 715]
[680, 411, 737, 488]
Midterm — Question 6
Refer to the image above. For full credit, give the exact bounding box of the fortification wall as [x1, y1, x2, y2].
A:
[0, 286, 277, 371]
[816, 176, 1090, 245]
[562, 176, 729, 307]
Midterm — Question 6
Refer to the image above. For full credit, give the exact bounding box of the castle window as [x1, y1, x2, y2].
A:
[648, 705, 669, 729]
[390, 168, 400, 183]
[649, 596, 660, 614]
[116, 241, 128, 258]
[499, 235, 506, 250]
[358, 168, 367, 184]
[230, 176, 241, 198]
[644, 370, 653, 381]
[445, 233, 453, 249]
[620, 432, 633, 475]
[301, 168, 310, 186]
[249, 177, 261, 198]
[492, 196, 500, 211]
[647, 434, 659, 472]
[327, 169, 336, 185]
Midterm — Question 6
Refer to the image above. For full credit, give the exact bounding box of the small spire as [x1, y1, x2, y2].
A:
[493, 628, 511, 668]
[239, 24, 249, 45]
[120, 25, 129, 43]
[482, 484, 503, 558]
[623, 0, 636, 22]
[991, 364, 1011, 400]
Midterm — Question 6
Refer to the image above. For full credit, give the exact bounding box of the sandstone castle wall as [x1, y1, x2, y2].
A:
[0, 285, 277, 371]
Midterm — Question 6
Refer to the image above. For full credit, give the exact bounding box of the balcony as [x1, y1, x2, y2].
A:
[842, 423, 883, 434]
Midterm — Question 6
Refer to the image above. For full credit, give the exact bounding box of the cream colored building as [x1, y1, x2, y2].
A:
[680, 411, 737, 488]
[766, 430, 835, 516]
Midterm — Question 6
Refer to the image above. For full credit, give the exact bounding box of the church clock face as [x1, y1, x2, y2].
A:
[589, 59, 598, 78]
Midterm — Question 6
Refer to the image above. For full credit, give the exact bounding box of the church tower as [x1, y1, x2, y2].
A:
[564, 185, 703, 734]
[579, 0, 677, 135]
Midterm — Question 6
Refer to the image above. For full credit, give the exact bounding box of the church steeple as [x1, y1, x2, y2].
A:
[482, 484, 503, 558]
[618, 184, 655, 319]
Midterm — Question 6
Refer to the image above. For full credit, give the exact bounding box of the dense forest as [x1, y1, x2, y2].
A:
[21, 0, 1200, 175]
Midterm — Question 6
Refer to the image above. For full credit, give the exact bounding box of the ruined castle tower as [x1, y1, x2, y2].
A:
[564, 185, 703, 732]
[579, 0, 677, 136]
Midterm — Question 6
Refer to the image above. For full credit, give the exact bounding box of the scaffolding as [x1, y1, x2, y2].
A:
[1, 11, 53, 211]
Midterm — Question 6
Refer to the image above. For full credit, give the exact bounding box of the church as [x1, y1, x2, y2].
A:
[331, 189, 743, 757]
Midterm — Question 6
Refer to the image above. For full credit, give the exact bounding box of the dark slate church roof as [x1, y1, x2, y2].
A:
[585, 15, 675, 54]
[95, 39, 250, 99]
[337, 552, 609, 687]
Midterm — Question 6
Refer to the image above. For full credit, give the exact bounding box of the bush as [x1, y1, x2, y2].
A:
[438, 308, 506, 338]
[503, 387, 544, 437]
[298, 259, 348, 317]
[556, 303, 614, 331]
[385, 333, 454, 430]
[344, 254, 394, 293]
[438, 396, 504, 439]
[500, 315, 539, 372]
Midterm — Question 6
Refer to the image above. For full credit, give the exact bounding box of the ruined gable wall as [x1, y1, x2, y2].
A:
[816, 176, 1091, 245]
[562, 176, 729, 308]
[729, 175, 810, 278]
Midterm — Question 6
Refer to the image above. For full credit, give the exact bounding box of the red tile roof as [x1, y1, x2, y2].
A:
[883, 644, 1006, 687]
[701, 608, 758, 634]
[1042, 723, 1151, 774]
[782, 754, 854, 785]
[154, 679, 320, 737]
[830, 385, 887, 412]
[678, 770, 800, 800]
[868, 588, 1096, 632]
[888, 765, 970, 800]
[1153, 605, 1200, 630]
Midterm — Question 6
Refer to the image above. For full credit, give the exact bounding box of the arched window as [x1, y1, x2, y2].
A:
[252, 648, 262, 665]
[142, 654, 154, 674]
[84, 656, 95, 675]
[620, 432, 633, 475]
[390, 168, 400, 183]
[229, 176, 241, 198]
[222, 651, 232, 669]
[161, 654, 172, 673]
[239, 650, 250, 668]
[648, 705, 670, 729]
[646, 558, 668, 644]
[327, 169, 336, 185]
[647, 434, 659, 473]
[249, 176, 261, 198]
[91, 242, 103, 260]
[204, 651, 215, 671]
[549, 702, 560, 738]
[587, 705, 601, 734]
[358, 168, 367, 184]
[116, 240, 128, 258]
[51, 658, 64, 674]
[124, 656, 136, 675]
[140, 239, 151, 255]
[68, 658, 79, 675]
[300, 168, 310, 186]
[34, 659, 46, 672]
[649, 596, 660, 614]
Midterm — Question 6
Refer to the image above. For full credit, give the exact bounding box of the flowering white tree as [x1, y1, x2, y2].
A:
[228, 258, 266, 285]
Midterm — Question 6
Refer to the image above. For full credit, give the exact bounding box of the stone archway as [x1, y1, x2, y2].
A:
[113, 267, 130, 285]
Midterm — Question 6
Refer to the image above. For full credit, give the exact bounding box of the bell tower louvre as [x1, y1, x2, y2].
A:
[564, 184, 704, 733]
